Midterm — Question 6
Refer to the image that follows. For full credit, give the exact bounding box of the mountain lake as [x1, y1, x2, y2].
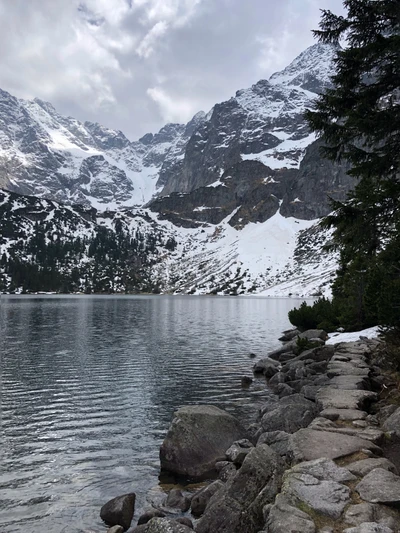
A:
[0, 294, 308, 532]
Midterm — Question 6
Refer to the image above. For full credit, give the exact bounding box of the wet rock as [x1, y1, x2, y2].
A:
[191, 480, 224, 517]
[100, 493, 136, 532]
[253, 358, 279, 377]
[278, 329, 300, 342]
[165, 489, 190, 511]
[288, 429, 381, 463]
[356, 468, 400, 504]
[266, 493, 316, 533]
[346, 458, 398, 477]
[225, 439, 254, 465]
[160, 405, 246, 479]
[196, 444, 283, 533]
[241, 376, 253, 387]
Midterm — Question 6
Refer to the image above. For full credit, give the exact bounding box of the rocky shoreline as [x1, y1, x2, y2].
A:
[99, 329, 400, 533]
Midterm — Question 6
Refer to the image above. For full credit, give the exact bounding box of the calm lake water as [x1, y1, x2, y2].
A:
[0, 295, 306, 532]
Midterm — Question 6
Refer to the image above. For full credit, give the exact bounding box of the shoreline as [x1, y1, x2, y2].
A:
[112, 326, 400, 533]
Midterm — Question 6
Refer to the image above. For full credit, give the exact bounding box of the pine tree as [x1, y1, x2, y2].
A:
[306, 0, 400, 330]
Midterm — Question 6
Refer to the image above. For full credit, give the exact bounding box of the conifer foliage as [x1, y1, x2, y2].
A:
[304, 0, 400, 331]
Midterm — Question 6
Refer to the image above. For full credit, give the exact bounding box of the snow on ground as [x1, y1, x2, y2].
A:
[326, 326, 380, 345]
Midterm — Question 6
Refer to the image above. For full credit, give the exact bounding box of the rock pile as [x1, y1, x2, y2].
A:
[100, 330, 400, 533]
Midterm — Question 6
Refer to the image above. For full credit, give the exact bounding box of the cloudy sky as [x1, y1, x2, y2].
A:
[0, 0, 344, 140]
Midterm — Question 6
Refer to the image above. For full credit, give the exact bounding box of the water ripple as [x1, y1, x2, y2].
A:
[0, 294, 304, 532]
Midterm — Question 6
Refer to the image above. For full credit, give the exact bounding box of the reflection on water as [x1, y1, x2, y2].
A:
[0, 295, 304, 532]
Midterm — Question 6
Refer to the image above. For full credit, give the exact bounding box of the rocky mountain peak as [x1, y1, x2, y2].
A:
[269, 43, 338, 92]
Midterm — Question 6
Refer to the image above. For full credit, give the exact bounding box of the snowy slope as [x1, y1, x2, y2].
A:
[0, 188, 337, 297]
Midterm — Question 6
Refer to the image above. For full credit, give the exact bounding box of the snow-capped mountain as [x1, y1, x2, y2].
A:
[0, 42, 356, 297]
[1, 43, 342, 212]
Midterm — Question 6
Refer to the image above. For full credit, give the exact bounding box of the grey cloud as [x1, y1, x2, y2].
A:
[0, 0, 344, 140]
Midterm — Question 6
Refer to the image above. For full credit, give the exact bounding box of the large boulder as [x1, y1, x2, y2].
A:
[100, 493, 136, 531]
[196, 444, 283, 533]
[160, 405, 246, 479]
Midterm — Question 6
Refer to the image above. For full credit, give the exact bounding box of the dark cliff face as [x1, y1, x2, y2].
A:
[280, 138, 354, 219]
[150, 160, 296, 228]
[149, 140, 355, 226]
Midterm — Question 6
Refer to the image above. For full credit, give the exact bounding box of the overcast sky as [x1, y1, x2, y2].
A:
[0, 0, 344, 140]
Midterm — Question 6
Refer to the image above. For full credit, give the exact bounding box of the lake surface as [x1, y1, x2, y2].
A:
[0, 295, 305, 532]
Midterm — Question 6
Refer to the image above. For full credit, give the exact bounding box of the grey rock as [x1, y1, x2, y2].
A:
[257, 431, 290, 456]
[347, 458, 398, 477]
[100, 493, 136, 531]
[282, 470, 350, 519]
[277, 383, 295, 397]
[131, 526, 148, 533]
[316, 389, 377, 410]
[196, 444, 283, 533]
[218, 462, 237, 482]
[261, 395, 318, 434]
[288, 429, 381, 463]
[241, 376, 253, 387]
[343, 523, 394, 533]
[279, 329, 301, 342]
[268, 372, 288, 386]
[253, 357, 280, 377]
[301, 385, 321, 401]
[288, 458, 356, 483]
[266, 494, 316, 533]
[225, 439, 254, 465]
[382, 407, 400, 437]
[165, 489, 190, 512]
[356, 468, 400, 504]
[298, 329, 328, 341]
[137, 509, 166, 525]
[190, 480, 224, 517]
[344, 503, 375, 527]
[107, 526, 125, 533]
[160, 405, 246, 479]
[377, 405, 398, 424]
[175, 517, 194, 529]
[320, 408, 368, 421]
[146, 518, 193, 533]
